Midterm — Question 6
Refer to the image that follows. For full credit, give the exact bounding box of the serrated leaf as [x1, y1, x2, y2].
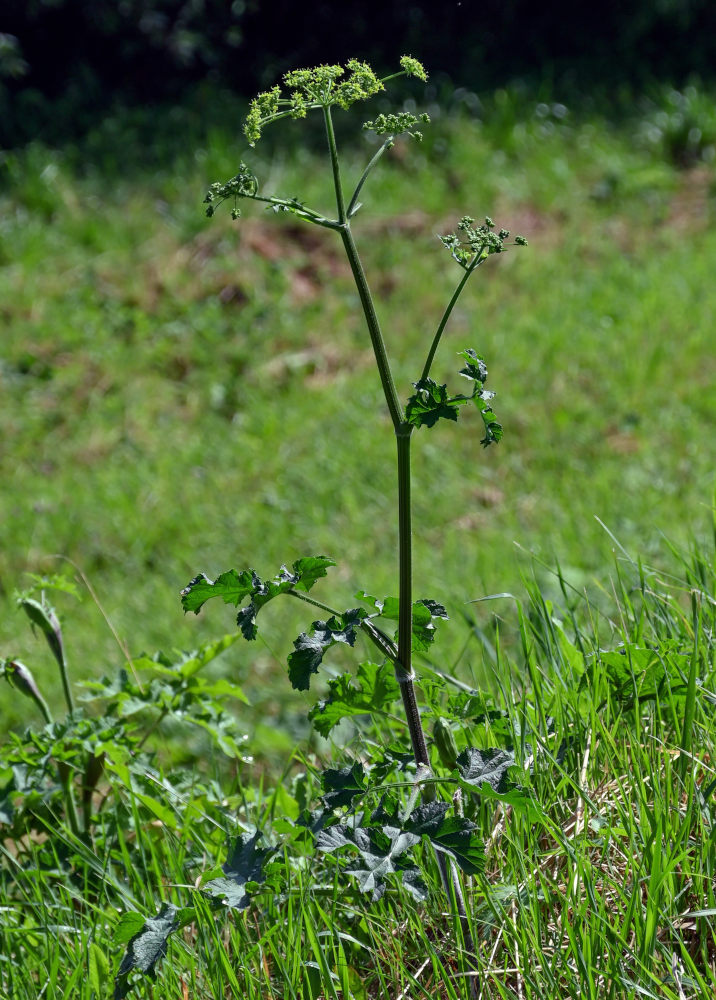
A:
[114, 903, 195, 999]
[455, 747, 546, 822]
[309, 661, 399, 737]
[455, 747, 516, 793]
[405, 378, 466, 428]
[316, 822, 420, 901]
[457, 348, 488, 384]
[291, 556, 336, 591]
[181, 557, 335, 631]
[474, 393, 503, 447]
[203, 831, 273, 909]
[287, 609, 367, 691]
[321, 761, 367, 809]
[357, 596, 448, 653]
[403, 801, 485, 876]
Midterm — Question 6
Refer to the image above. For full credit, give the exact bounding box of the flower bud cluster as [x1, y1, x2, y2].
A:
[440, 216, 528, 268]
[203, 163, 259, 218]
[362, 111, 430, 141]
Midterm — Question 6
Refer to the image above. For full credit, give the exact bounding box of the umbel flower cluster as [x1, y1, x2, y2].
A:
[243, 55, 428, 145]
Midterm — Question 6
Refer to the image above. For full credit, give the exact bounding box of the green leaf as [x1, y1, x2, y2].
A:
[356, 595, 448, 653]
[455, 747, 546, 822]
[455, 747, 516, 793]
[202, 831, 274, 910]
[405, 378, 466, 428]
[291, 556, 336, 591]
[457, 348, 489, 384]
[114, 903, 195, 999]
[181, 557, 335, 640]
[316, 821, 420, 901]
[321, 761, 367, 809]
[287, 609, 367, 691]
[309, 661, 399, 737]
[403, 801, 484, 875]
[405, 354, 502, 445]
[180, 569, 255, 614]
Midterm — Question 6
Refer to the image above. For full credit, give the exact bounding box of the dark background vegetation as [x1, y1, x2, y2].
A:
[2, 0, 716, 148]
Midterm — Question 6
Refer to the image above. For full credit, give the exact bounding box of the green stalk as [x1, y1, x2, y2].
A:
[421, 254, 482, 382]
[347, 138, 394, 219]
[323, 105, 476, 988]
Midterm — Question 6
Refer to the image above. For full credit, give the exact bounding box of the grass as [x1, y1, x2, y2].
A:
[1, 92, 715, 729]
[1, 541, 714, 998]
[1, 85, 716, 996]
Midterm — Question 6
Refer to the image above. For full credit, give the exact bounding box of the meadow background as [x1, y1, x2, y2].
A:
[1, 4, 716, 997]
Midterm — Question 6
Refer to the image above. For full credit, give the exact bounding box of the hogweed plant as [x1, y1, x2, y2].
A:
[124, 57, 529, 996]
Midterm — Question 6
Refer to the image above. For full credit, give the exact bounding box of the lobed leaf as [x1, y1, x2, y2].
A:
[405, 378, 466, 428]
[316, 821, 420, 901]
[455, 747, 516, 793]
[287, 608, 367, 691]
[202, 831, 274, 910]
[356, 594, 449, 653]
[114, 903, 195, 999]
[321, 761, 368, 809]
[404, 802, 485, 876]
[181, 557, 336, 639]
[310, 661, 399, 737]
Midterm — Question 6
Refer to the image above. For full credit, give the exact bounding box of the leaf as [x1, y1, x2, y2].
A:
[180, 557, 335, 634]
[321, 761, 367, 809]
[405, 354, 502, 445]
[309, 661, 399, 737]
[356, 595, 448, 653]
[455, 747, 516, 793]
[457, 348, 488, 384]
[316, 821, 420, 901]
[405, 378, 466, 428]
[455, 747, 546, 822]
[113, 903, 195, 999]
[287, 608, 367, 691]
[404, 801, 485, 876]
[180, 569, 255, 614]
[400, 867, 429, 901]
[202, 831, 274, 910]
[291, 556, 337, 591]
[411, 599, 449, 652]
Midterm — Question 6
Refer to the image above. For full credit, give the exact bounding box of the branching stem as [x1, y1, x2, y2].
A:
[421, 254, 483, 382]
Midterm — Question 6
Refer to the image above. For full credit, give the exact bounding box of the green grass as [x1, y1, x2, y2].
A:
[1, 542, 714, 998]
[1, 88, 716, 997]
[1, 94, 715, 728]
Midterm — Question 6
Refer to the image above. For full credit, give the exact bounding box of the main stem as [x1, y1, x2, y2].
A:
[324, 108, 477, 989]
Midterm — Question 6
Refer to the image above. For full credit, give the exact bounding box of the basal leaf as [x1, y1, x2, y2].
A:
[401, 867, 429, 901]
[455, 747, 516, 793]
[287, 609, 367, 691]
[316, 821, 420, 901]
[455, 747, 546, 822]
[202, 831, 273, 909]
[404, 801, 485, 876]
[114, 903, 195, 999]
[309, 661, 399, 737]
